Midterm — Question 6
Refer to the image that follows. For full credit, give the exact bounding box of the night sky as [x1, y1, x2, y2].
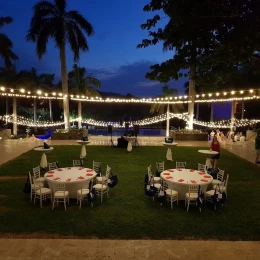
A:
[0, 0, 188, 97]
[0, 0, 230, 118]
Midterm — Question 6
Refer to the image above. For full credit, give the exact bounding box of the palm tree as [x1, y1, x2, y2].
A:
[26, 0, 94, 131]
[18, 67, 55, 123]
[68, 64, 101, 129]
[0, 16, 18, 69]
[150, 85, 184, 137]
[150, 85, 184, 114]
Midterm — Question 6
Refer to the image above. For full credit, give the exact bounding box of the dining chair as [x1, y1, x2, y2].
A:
[198, 163, 205, 172]
[150, 164, 161, 183]
[33, 176, 52, 208]
[48, 161, 59, 171]
[77, 180, 92, 209]
[93, 176, 109, 203]
[28, 171, 43, 201]
[163, 180, 178, 209]
[211, 169, 224, 186]
[93, 160, 102, 175]
[52, 183, 69, 210]
[185, 185, 200, 212]
[32, 165, 45, 183]
[73, 159, 83, 167]
[96, 165, 111, 184]
[176, 161, 186, 169]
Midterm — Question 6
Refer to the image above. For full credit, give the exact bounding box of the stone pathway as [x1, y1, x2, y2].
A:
[0, 239, 259, 260]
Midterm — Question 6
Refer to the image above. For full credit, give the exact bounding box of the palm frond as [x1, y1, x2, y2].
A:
[65, 11, 94, 36]
[0, 16, 12, 28]
[85, 76, 101, 89]
[54, 0, 67, 14]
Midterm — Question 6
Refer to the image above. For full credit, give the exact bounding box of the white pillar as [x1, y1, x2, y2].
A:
[166, 103, 170, 137]
[241, 101, 244, 119]
[13, 97, 17, 135]
[78, 101, 82, 129]
[188, 65, 195, 129]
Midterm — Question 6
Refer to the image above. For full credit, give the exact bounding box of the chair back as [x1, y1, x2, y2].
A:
[53, 182, 66, 192]
[73, 159, 83, 167]
[80, 180, 91, 192]
[224, 174, 229, 193]
[33, 166, 41, 179]
[93, 160, 101, 174]
[105, 165, 111, 178]
[198, 163, 205, 172]
[217, 169, 224, 181]
[147, 166, 153, 184]
[176, 161, 186, 169]
[188, 184, 200, 195]
[48, 161, 58, 171]
[156, 161, 164, 173]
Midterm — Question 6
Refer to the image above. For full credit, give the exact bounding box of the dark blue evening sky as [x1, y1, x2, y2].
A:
[0, 0, 188, 97]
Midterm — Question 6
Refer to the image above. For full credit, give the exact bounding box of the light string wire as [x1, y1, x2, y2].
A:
[1, 114, 259, 128]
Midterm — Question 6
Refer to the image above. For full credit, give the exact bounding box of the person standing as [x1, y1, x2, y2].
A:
[255, 132, 260, 164]
[210, 135, 220, 171]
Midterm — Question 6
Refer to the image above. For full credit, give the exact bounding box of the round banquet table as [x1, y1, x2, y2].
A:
[160, 168, 213, 200]
[123, 136, 136, 152]
[76, 140, 91, 158]
[34, 146, 54, 168]
[44, 167, 97, 198]
[162, 142, 178, 161]
[198, 150, 219, 171]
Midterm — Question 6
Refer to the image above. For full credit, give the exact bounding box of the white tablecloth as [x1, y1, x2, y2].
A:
[161, 168, 213, 200]
[162, 142, 178, 161]
[76, 140, 91, 158]
[34, 147, 54, 168]
[123, 136, 136, 152]
[44, 167, 97, 198]
[198, 150, 219, 171]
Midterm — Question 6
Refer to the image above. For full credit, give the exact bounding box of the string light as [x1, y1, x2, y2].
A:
[1, 113, 259, 129]
[0, 86, 259, 103]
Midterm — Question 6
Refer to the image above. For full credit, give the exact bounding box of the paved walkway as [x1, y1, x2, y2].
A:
[0, 137, 258, 259]
[0, 239, 259, 260]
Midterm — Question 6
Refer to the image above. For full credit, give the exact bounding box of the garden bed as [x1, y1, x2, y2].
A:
[170, 130, 208, 141]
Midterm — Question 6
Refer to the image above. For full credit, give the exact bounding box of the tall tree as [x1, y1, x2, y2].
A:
[137, 0, 260, 128]
[137, 0, 220, 129]
[0, 16, 18, 69]
[68, 64, 101, 129]
[150, 85, 183, 114]
[26, 0, 94, 131]
[19, 67, 55, 122]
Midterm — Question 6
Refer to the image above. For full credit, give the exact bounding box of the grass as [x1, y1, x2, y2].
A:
[0, 145, 260, 240]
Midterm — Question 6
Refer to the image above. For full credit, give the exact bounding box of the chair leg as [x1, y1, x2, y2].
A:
[52, 199, 55, 210]
[101, 193, 103, 203]
[30, 191, 33, 202]
[79, 199, 82, 209]
[40, 197, 42, 208]
[34, 193, 36, 204]
[187, 201, 190, 212]
[64, 199, 67, 211]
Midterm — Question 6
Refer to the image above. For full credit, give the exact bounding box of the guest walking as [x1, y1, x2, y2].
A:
[210, 135, 220, 171]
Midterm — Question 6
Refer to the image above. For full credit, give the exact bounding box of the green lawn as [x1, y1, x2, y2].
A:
[0, 145, 260, 240]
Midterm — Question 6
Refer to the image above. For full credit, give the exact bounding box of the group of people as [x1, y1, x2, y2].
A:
[209, 129, 260, 166]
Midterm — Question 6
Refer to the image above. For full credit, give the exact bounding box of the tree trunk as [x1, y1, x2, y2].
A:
[6, 96, 8, 124]
[34, 98, 37, 133]
[241, 101, 244, 119]
[13, 97, 17, 135]
[188, 65, 196, 129]
[78, 101, 82, 129]
[196, 102, 199, 120]
[166, 103, 170, 137]
[49, 99, 53, 121]
[230, 100, 236, 131]
[210, 103, 214, 122]
[60, 44, 70, 131]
